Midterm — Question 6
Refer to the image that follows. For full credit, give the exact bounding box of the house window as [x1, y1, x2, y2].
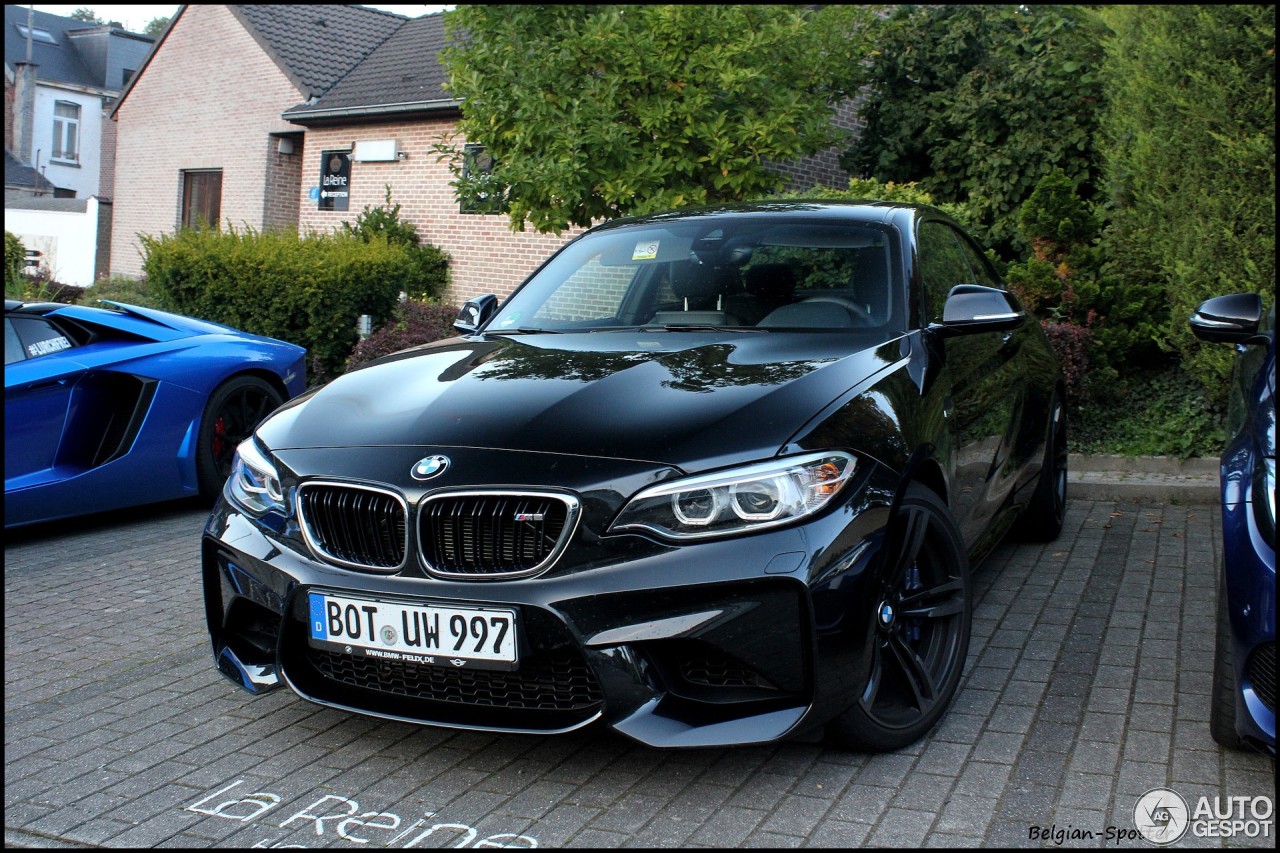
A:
[52, 101, 80, 163]
[460, 143, 502, 214]
[181, 170, 223, 230]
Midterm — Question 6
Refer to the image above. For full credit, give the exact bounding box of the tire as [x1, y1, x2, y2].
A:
[1019, 392, 1067, 542]
[1209, 568, 1244, 749]
[828, 483, 972, 752]
[196, 374, 283, 500]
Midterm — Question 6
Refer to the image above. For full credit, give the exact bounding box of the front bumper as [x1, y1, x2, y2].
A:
[201, 454, 897, 748]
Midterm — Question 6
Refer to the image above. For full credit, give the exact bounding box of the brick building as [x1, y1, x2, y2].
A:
[110, 4, 860, 305]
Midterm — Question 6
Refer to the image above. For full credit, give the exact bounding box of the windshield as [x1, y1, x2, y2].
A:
[488, 216, 903, 338]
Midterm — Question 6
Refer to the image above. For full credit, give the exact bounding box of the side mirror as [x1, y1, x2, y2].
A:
[1189, 293, 1264, 344]
[454, 294, 499, 335]
[931, 285, 1026, 337]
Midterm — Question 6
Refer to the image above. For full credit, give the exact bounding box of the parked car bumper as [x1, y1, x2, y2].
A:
[201, 458, 900, 748]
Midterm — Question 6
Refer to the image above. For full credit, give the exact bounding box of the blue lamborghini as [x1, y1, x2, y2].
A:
[5, 299, 307, 528]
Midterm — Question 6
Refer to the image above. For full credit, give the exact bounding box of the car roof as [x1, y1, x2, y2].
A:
[585, 199, 944, 234]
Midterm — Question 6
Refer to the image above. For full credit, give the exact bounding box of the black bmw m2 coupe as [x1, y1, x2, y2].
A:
[202, 201, 1066, 750]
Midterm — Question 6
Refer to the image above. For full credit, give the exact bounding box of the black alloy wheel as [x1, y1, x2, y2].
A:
[1020, 393, 1068, 541]
[196, 375, 284, 499]
[829, 483, 971, 751]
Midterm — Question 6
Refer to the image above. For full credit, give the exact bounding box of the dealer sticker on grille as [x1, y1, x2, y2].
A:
[308, 592, 518, 671]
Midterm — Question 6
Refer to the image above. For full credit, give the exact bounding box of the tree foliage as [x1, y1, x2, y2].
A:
[439, 4, 881, 234]
[1097, 4, 1275, 394]
[842, 4, 1106, 256]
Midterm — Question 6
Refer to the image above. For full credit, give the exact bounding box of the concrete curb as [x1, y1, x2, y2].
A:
[1068, 453, 1219, 505]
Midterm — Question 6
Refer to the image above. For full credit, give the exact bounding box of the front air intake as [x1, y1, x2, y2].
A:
[418, 491, 579, 579]
[298, 482, 408, 571]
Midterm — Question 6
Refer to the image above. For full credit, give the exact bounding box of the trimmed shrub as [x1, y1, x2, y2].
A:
[345, 299, 462, 372]
[1098, 4, 1274, 397]
[88, 274, 167, 310]
[1040, 320, 1092, 406]
[140, 225, 416, 382]
[5, 231, 24, 297]
[339, 187, 450, 301]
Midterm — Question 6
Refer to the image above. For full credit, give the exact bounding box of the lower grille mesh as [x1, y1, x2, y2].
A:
[1248, 641, 1276, 714]
[308, 648, 603, 711]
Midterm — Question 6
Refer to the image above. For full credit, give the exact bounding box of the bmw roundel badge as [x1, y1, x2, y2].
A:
[411, 455, 450, 481]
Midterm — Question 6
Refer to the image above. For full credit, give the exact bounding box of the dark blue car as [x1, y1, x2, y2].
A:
[5, 299, 307, 528]
[1190, 293, 1275, 756]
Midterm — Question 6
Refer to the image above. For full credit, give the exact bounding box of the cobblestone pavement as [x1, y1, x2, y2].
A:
[5, 496, 1275, 849]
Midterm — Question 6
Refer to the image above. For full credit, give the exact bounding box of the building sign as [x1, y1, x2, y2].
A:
[318, 151, 351, 211]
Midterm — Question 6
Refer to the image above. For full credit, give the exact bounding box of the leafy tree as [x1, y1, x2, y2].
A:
[438, 4, 881, 234]
[144, 16, 170, 37]
[1097, 4, 1275, 395]
[70, 8, 104, 24]
[842, 4, 1107, 256]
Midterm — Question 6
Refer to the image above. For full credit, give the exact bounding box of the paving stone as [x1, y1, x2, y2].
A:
[4, 497, 1273, 849]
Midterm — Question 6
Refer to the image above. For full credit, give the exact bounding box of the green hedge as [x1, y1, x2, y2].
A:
[140, 226, 418, 382]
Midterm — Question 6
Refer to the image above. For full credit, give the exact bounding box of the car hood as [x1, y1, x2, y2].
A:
[258, 331, 908, 472]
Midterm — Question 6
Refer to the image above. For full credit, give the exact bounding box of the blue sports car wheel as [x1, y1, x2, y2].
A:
[197, 375, 283, 499]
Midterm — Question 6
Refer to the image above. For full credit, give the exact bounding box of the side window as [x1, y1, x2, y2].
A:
[5, 318, 25, 365]
[8, 316, 75, 362]
[181, 169, 223, 230]
[917, 222, 975, 323]
[52, 101, 80, 163]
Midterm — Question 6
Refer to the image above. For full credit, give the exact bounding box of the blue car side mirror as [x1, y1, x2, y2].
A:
[1189, 293, 1266, 345]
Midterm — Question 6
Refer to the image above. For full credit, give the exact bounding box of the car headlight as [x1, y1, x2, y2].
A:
[226, 437, 286, 516]
[610, 452, 856, 541]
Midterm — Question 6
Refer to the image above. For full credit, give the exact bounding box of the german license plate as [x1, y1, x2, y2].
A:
[307, 591, 518, 671]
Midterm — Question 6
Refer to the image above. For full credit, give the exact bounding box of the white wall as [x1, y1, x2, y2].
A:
[5, 197, 102, 286]
[31, 85, 104, 199]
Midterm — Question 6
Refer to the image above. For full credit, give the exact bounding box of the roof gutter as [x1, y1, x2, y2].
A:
[284, 98, 461, 125]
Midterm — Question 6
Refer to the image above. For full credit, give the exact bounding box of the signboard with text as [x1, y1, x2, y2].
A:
[318, 151, 351, 211]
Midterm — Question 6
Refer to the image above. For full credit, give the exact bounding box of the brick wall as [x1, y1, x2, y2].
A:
[767, 95, 867, 192]
[263, 136, 302, 230]
[109, 4, 306, 277]
[297, 122, 584, 307]
[98, 99, 117, 200]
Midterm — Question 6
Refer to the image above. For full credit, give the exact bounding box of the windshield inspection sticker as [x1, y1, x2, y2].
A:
[632, 240, 659, 261]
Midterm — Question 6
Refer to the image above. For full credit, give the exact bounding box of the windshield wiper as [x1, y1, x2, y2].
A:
[589, 324, 767, 333]
[486, 327, 563, 335]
